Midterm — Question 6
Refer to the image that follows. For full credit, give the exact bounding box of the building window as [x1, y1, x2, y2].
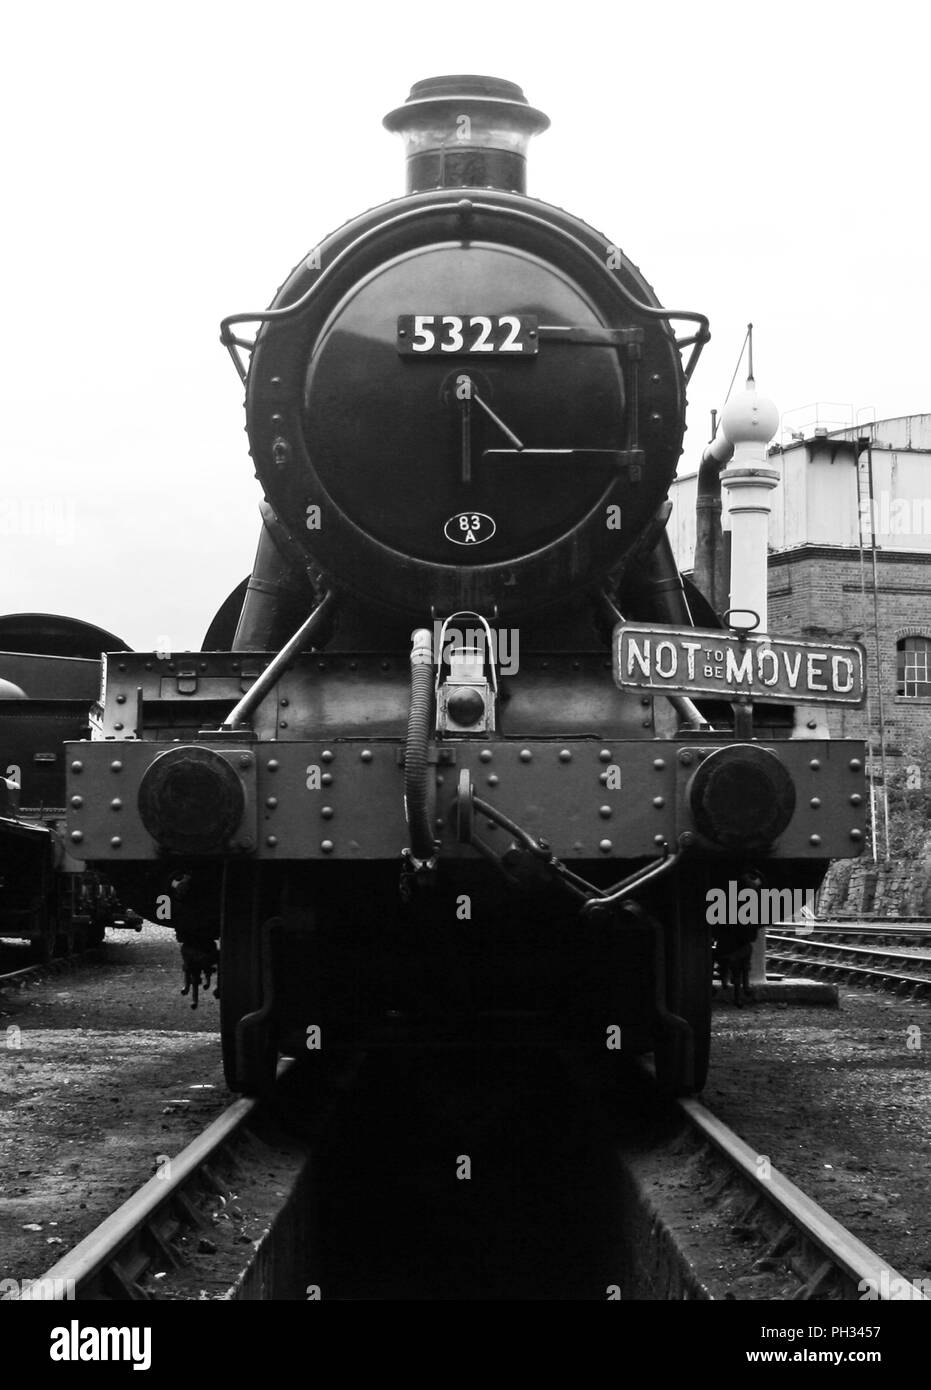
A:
[896, 636, 931, 697]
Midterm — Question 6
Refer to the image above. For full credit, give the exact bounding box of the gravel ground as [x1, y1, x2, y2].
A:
[0, 925, 226, 1286]
[704, 986, 931, 1286]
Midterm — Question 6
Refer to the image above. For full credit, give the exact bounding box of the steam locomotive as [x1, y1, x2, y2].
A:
[0, 615, 142, 958]
[64, 76, 867, 1093]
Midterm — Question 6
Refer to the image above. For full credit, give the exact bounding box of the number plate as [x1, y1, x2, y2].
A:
[613, 624, 866, 705]
[397, 314, 539, 356]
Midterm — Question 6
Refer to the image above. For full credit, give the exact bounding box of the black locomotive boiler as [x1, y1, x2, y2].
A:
[66, 76, 867, 1093]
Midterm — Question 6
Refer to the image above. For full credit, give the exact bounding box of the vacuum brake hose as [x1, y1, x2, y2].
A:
[404, 628, 437, 864]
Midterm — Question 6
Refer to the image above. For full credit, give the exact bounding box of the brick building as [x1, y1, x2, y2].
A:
[670, 414, 931, 774]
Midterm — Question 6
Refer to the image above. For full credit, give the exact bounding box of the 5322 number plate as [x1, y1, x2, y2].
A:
[397, 314, 538, 355]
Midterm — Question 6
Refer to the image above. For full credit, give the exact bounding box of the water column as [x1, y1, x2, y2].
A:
[719, 379, 780, 984]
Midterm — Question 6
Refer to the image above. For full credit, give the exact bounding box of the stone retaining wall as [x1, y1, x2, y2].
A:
[819, 857, 931, 917]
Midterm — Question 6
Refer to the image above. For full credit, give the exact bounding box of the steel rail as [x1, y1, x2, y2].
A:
[766, 936, 931, 993]
[0, 947, 106, 992]
[768, 958, 931, 993]
[4, 1063, 292, 1301]
[0, 963, 48, 989]
[772, 924, 931, 941]
[767, 933, 931, 965]
[674, 1088, 927, 1300]
[775, 916, 931, 927]
[638, 1058, 928, 1299]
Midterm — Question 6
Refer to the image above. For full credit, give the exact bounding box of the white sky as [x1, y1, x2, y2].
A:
[1, 0, 927, 650]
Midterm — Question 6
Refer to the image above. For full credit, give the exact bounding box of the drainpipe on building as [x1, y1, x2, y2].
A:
[857, 434, 891, 861]
[694, 426, 733, 615]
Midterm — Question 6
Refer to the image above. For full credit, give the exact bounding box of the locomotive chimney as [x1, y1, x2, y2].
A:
[383, 75, 550, 195]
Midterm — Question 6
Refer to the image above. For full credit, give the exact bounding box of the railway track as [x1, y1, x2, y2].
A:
[766, 931, 931, 996]
[774, 920, 931, 943]
[3, 1073, 285, 1301]
[1, 1053, 368, 1303]
[0, 945, 106, 993]
[6, 1051, 924, 1302]
[809, 916, 931, 926]
[0, 919, 150, 991]
[656, 1074, 927, 1300]
[0, 963, 50, 991]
